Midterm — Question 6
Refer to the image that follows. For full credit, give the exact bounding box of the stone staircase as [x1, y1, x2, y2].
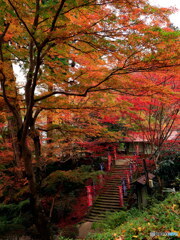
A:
[85, 163, 130, 222]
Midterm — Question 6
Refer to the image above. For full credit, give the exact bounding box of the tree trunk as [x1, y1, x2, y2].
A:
[47, 112, 54, 158]
[2, 61, 22, 170]
[8, 116, 22, 165]
[22, 143, 52, 240]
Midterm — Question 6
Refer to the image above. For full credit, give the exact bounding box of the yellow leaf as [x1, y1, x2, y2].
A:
[172, 204, 176, 210]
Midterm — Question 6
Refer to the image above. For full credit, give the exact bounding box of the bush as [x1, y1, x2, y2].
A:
[92, 208, 142, 231]
[86, 231, 115, 240]
[0, 199, 32, 235]
[92, 211, 128, 230]
[58, 237, 74, 240]
[155, 150, 180, 188]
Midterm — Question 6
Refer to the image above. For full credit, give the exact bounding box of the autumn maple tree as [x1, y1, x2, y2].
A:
[0, 0, 180, 238]
[120, 71, 180, 162]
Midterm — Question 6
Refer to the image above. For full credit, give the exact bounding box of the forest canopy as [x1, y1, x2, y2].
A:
[0, 0, 179, 239]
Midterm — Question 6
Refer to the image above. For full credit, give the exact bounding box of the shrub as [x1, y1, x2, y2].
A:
[92, 211, 128, 230]
[86, 231, 115, 240]
[0, 199, 32, 235]
[155, 150, 180, 188]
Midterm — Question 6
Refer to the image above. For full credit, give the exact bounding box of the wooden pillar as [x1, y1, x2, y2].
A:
[137, 185, 148, 210]
[98, 174, 104, 188]
[86, 186, 93, 207]
[136, 144, 139, 155]
[113, 146, 117, 161]
[118, 186, 124, 207]
[126, 171, 131, 189]
[129, 163, 133, 180]
[132, 162, 137, 172]
[108, 153, 112, 171]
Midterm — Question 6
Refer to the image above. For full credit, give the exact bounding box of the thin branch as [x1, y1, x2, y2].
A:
[34, 63, 180, 102]
[8, 0, 39, 48]
[33, 108, 43, 121]
[0, 23, 10, 61]
[51, 0, 66, 32]
[0, 23, 10, 41]
[0, 70, 21, 123]
[34, 104, 120, 111]
[33, 0, 40, 29]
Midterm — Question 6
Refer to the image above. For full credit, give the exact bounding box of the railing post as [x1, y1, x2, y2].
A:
[129, 163, 133, 181]
[113, 146, 117, 161]
[126, 170, 131, 189]
[132, 162, 137, 172]
[98, 174, 104, 189]
[108, 153, 112, 171]
[122, 178, 127, 196]
[118, 186, 124, 207]
[86, 186, 93, 207]
[136, 144, 139, 155]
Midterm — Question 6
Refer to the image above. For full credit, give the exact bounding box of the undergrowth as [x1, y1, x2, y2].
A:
[58, 192, 179, 240]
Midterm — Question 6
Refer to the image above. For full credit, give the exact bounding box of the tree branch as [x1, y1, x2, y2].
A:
[50, 0, 66, 32]
[0, 70, 21, 124]
[8, 0, 39, 48]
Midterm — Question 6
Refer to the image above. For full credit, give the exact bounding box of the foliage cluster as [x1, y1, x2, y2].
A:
[0, 165, 104, 236]
[40, 166, 105, 224]
[0, 199, 32, 236]
[42, 165, 104, 195]
[41, 164, 105, 214]
[155, 149, 180, 187]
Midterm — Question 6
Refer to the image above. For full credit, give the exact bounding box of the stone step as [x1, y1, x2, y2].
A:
[92, 203, 121, 207]
[91, 202, 121, 207]
[98, 196, 127, 202]
[104, 181, 122, 184]
[105, 181, 122, 184]
[89, 211, 118, 217]
[104, 184, 122, 187]
[101, 191, 119, 195]
[97, 194, 120, 198]
[89, 206, 121, 212]
[105, 184, 120, 188]
[93, 202, 120, 207]
[97, 195, 119, 199]
[100, 193, 119, 196]
[110, 172, 128, 175]
[95, 200, 120, 204]
[89, 208, 122, 215]
[105, 178, 123, 181]
[89, 208, 121, 215]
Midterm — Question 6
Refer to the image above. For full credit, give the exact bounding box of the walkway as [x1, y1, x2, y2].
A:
[84, 162, 130, 222]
